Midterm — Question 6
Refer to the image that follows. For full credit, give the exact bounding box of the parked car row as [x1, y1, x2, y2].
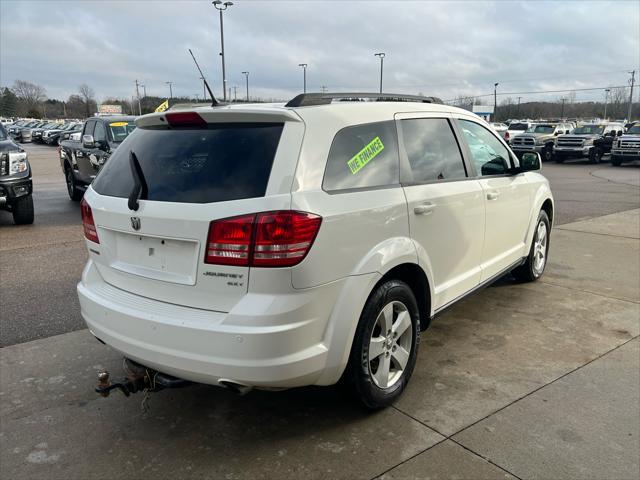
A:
[4, 119, 84, 146]
[500, 119, 636, 165]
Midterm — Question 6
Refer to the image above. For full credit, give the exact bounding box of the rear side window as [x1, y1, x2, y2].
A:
[92, 123, 284, 204]
[323, 121, 399, 192]
[400, 118, 466, 183]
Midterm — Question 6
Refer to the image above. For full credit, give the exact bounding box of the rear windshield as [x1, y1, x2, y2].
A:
[509, 123, 528, 131]
[92, 123, 284, 204]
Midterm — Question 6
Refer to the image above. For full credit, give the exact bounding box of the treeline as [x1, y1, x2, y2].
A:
[453, 87, 639, 121]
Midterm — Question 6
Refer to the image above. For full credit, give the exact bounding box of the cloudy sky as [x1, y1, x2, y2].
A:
[1, 0, 638, 104]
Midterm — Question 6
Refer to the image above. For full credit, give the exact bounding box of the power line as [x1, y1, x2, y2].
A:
[443, 84, 630, 104]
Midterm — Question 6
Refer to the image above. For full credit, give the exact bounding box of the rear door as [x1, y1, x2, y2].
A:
[455, 118, 532, 281]
[397, 113, 484, 309]
[86, 119, 293, 312]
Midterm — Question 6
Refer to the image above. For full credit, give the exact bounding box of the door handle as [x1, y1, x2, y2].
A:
[486, 191, 500, 201]
[414, 203, 436, 215]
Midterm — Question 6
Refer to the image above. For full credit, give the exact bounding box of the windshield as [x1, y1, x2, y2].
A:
[527, 125, 555, 134]
[573, 125, 605, 135]
[93, 123, 284, 204]
[508, 123, 528, 131]
[627, 125, 640, 134]
[107, 121, 136, 142]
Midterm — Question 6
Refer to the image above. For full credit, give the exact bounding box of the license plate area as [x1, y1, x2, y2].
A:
[109, 231, 200, 285]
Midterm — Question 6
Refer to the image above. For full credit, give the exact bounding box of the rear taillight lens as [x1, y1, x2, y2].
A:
[206, 214, 255, 266]
[205, 211, 322, 268]
[504, 131, 510, 140]
[80, 198, 99, 244]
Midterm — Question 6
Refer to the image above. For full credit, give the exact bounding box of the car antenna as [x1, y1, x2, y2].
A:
[188, 49, 222, 107]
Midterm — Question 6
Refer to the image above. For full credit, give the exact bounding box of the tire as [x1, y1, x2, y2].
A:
[541, 144, 554, 162]
[12, 195, 34, 225]
[589, 147, 603, 164]
[512, 210, 550, 283]
[65, 166, 83, 201]
[345, 280, 420, 409]
[611, 156, 623, 166]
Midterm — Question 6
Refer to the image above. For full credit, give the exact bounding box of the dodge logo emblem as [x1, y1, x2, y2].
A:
[130, 217, 141, 231]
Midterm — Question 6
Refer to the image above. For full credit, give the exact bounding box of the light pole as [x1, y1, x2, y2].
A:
[560, 97, 567, 119]
[494, 82, 499, 121]
[141, 84, 147, 98]
[213, 1, 233, 101]
[165, 81, 173, 99]
[298, 63, 307, 93]
[604, 88, 611, 119]
[242, 71, 249, 101]
[516, 96, 522, 118]
[374, 53, 385, 93]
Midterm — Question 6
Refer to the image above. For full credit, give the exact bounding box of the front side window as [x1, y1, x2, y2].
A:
[459, 119, 511, 176]
[400, 118, 466, 183]
[323, 121, 399, 192]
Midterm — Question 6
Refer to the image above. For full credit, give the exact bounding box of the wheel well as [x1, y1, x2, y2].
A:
[378, 263, 431, 330]
[541, 199, 553, 225]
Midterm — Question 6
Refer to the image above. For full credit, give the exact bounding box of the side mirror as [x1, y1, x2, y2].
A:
[82, 134, 95, 148]
[520, 152, 541, 172]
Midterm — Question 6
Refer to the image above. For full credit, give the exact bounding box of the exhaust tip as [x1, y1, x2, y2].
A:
[218, 379, 253, 396]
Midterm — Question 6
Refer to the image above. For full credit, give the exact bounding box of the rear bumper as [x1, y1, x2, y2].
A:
[78, 260, 347, 389]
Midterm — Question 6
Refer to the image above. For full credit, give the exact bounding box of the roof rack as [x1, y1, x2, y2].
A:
[285, 92, 442, 108]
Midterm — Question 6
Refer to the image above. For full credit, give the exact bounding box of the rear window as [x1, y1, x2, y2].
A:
[509, 123, 528, 131]
[92, 123, 284, 204]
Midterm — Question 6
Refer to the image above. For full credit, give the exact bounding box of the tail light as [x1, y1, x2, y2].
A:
[205, 211, 322, 268]
[80, 198, 100, 244]
[504, 131, 510, 140]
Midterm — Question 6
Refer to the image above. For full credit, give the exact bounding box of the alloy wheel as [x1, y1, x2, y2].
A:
[533, 220, 548, 276]
[368, 301, 413, 389]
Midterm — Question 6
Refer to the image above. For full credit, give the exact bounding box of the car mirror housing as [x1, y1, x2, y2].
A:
[82, 134, 95, 149]
[520, 152, 541, 172]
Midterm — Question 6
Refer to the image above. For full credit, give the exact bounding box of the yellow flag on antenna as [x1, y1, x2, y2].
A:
[155, 99, 169, 112]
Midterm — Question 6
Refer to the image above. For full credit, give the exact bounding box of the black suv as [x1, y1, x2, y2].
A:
[0, 124, 33, 224]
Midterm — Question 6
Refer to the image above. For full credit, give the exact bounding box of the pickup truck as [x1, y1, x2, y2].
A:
[0, 123, 33, 224]
[510, 123, 569, 161]
[59, 116, 136, 200]
[554, 123, 625, 164]
[610, 123, 640, 166]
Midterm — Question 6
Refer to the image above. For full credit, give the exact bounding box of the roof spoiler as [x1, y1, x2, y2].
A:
[285, 92, 443, 108]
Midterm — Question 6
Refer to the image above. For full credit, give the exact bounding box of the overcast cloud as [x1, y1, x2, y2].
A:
[1, 0, 638, 104]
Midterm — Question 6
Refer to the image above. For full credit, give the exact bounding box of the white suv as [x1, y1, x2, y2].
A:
[77, 93, 553, 408]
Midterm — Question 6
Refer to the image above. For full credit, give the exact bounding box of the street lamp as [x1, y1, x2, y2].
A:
[212, 1, 233, 101]
[374, 53, 385, 93]
[494, 82, 499, 121]
[604, 88, 611, 119]
[298, 63, 307, 93]
[165, 81, 173, 99]
[242, 71, 249, 101]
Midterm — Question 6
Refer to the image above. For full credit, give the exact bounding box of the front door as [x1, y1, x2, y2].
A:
[456, 118, 532, 281]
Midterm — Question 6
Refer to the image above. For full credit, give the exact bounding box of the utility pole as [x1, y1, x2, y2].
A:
[516, 96, 522, 118]
[320, 85, 328, 94]
[165, 81, 173, 99]
[298, 63, 307, 93]
[140, 85, 147, 98]
[560, 97, 566, 119]
[494, 82, 499, 121]
[134, 79, 142, 115]
[233, 86, 238, 101]
[628, 70, 635, 121]
[242, 71, 249, 101]
[604, 88, 611, 119]
[374, 53, 385, 93]
[213, 1, 233, 101]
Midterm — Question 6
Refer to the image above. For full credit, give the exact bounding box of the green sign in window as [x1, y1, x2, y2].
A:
[347, 136, 385, 174]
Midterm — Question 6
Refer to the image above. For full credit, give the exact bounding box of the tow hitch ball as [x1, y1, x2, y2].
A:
[96, 371, 146, 398]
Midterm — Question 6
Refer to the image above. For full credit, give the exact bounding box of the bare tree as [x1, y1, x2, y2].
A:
[78, 84, 95, 118]
[11, 80, 46, 114]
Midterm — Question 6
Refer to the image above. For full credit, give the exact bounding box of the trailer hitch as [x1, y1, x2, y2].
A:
[95, 359, 193, 399]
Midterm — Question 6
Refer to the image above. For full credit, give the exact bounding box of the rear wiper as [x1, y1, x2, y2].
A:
[128, 151, 148, 211]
